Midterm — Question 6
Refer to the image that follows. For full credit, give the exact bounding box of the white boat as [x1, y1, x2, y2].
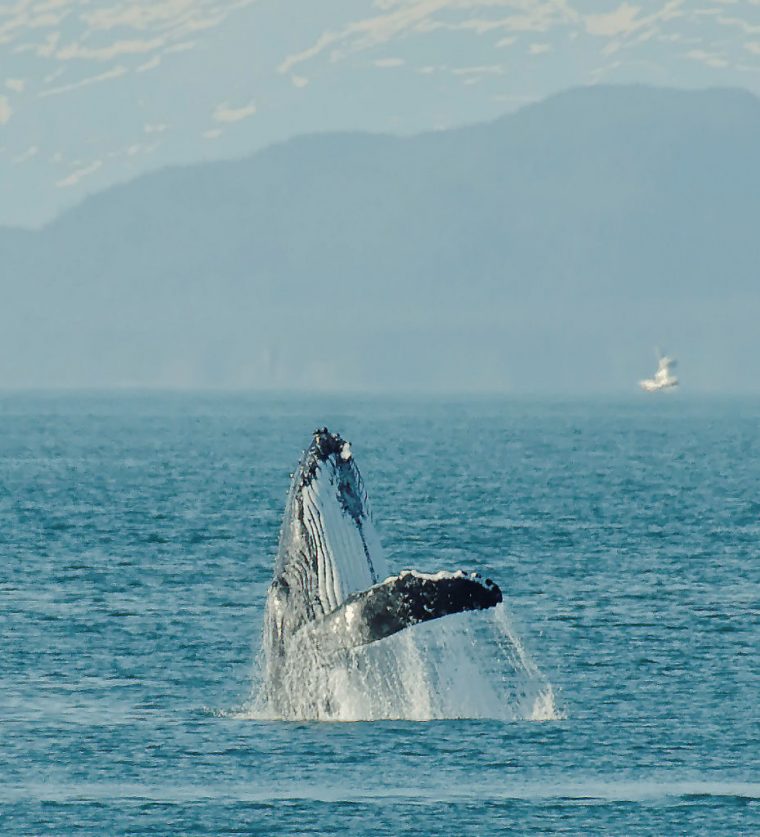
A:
[640, 352, 678, 392]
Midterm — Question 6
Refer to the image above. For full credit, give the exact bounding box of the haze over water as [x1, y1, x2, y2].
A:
[2, 393, 758, 834]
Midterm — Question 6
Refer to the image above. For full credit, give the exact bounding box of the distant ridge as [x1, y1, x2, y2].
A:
[3, 85, 760, 392]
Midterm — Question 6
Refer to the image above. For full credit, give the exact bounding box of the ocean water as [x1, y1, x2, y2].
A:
[1, 393, 758, 835]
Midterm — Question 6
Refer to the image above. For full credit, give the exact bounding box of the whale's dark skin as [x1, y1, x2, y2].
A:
[320, 570, 502, 651]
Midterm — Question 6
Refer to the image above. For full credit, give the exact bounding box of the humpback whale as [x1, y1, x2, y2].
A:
[261, 428, 502, 712]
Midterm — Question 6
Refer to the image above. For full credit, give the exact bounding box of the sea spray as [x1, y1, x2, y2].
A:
[246, 603, 559, 722]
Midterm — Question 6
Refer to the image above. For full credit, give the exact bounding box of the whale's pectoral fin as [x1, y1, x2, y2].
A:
[316, 570, 502, 651]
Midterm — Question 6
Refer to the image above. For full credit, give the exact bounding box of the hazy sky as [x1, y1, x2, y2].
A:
[1, 0, 759, 227]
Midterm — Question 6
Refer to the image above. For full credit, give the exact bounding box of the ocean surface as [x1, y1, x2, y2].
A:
[1, 393, 758, 835]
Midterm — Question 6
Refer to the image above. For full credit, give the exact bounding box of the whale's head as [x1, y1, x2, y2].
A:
[265, 428, 389, 659]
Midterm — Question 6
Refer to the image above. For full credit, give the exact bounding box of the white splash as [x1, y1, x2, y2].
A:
[243, 603, 560, 722]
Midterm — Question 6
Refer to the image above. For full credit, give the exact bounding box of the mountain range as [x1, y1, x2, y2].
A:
[2, 84, 759, 392]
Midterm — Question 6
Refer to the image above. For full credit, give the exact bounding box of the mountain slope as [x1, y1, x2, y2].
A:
[2, 85, 759, 391]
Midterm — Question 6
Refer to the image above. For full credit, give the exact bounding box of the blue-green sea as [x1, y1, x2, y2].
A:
[2, 394, 758, 835]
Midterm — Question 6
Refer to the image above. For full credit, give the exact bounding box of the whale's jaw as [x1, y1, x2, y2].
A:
[265, 428, 389, 669]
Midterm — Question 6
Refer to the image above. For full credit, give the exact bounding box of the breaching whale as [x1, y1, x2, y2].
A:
[260, 428, 502, 711]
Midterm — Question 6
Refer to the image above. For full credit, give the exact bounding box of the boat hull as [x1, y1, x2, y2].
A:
[639, 378, 678, 392]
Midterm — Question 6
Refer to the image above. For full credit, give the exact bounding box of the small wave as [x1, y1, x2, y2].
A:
[12, 779, 754, 806]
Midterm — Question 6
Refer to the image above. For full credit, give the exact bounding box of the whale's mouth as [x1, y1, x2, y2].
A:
[312, 427, 351, 461]
[297, 427, 354, 486]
